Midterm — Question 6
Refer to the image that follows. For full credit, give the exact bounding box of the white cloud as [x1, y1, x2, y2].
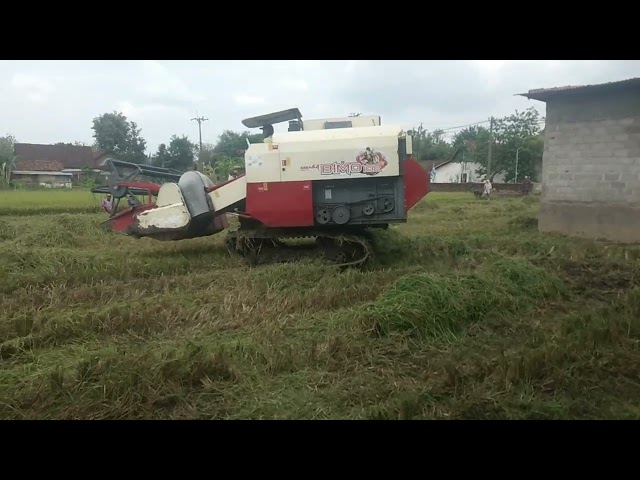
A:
[234, 94, 266, 106]
[280, 78, 309, 91]
[1, 60, 639, 154]
[136, 60, 203, 103]
[10, 73, 56, 102]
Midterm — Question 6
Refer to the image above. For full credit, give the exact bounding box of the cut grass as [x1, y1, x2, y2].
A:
[1, 190, 640, 419]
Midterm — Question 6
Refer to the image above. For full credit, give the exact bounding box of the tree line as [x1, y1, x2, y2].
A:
[89, 106, 544, 182]
[408, 107, 544, 182]
[0, 106, 545, 188]
[90, 112, 263, 180]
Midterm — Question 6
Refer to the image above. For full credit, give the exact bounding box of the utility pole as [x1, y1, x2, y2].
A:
[191, 110, 208, 168]
[487, 116, 494, 180]
[515, 146, 524, 183]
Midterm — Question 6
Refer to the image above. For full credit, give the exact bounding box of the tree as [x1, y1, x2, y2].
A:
[54, 141, 87, 147]
[211, 130, 263, 166]
[151, 143, 171, 168]
[469, 107, 543, 182]
[166, 135, 196, 171]
[196, 142, 216, 165]
[451, 125, 492, 181]
[407, 124, 453, 163]
[0, 134, 17, 186]
[91, 111, 147, 163]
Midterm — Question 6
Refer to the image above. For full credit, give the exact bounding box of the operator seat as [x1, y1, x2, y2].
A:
[261, 124, 274, 143]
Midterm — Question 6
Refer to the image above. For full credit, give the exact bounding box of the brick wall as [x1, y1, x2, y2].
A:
[542, 91, 640, 204]
[539, 89, 640, 242]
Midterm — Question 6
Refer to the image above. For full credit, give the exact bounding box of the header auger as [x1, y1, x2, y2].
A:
[94, 109, 430, 267]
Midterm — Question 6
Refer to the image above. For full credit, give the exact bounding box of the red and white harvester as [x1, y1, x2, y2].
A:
[98, 108, 430, 266]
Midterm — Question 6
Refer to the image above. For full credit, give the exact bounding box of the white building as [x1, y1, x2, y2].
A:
[431, 159, 507, 183]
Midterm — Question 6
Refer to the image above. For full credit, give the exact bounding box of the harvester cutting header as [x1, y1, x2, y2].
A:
[96, 108, 430, 266]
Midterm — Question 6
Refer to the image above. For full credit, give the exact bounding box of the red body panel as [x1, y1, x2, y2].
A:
[403, 156, 430, 211]
[106, 204, 156, 232]
[246, 181, 314, 227]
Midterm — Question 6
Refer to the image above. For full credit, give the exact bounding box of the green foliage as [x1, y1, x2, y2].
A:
[196, 143, 216, 165]
[91, 111, 147, 164]
[213, 130, 263, 159]
[150, 136, 196, 172]
[202, 130, 263, 171]
[167, 135, 196, 172]
[0, 134, 17, 187]
[407, 124, 454, 163]
[55, 141, 88, 147]
[471, 108, 544, 181]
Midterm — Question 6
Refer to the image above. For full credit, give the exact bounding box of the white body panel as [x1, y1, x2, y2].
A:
[137, 183, 191, 229]
[136, 176, 246, 230]
[245, 125, 407, 183]
[245, 144, 281, 183]
[208, 176, 247, 210]
[303, 115, 381, 131]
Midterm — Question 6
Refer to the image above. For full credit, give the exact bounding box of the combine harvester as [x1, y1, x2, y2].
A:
[96, 108, 430, 267]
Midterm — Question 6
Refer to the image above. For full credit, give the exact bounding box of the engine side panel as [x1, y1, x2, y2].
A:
[246, 181, 314, 227]
[311, 176, 406, 226]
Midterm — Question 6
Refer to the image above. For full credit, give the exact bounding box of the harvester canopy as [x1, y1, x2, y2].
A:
[241, 108, 302, 128]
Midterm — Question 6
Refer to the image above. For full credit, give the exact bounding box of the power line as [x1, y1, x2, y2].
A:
[439, 119, 491, 132]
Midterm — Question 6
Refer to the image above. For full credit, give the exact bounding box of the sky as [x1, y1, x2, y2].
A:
[1, 60, 639, 154]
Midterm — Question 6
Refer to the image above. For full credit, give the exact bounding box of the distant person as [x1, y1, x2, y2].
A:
[483, 179, 492, 201]
[522, 176, 533, 195]
[101, 194, 113, 214]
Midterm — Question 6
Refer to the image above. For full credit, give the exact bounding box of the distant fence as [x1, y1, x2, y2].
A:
[429, 182, 528, 193]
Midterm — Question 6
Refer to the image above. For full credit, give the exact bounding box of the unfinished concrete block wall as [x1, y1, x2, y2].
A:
[539, 89, 640, 242]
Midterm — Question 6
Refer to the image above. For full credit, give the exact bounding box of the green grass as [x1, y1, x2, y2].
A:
[2, 190, 640, 419]
[0, 189, 102, 215]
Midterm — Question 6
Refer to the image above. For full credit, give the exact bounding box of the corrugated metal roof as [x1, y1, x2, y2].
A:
[518, 77, 640, 102]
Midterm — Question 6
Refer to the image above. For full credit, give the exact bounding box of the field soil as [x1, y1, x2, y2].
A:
[1, 189, 640, 419]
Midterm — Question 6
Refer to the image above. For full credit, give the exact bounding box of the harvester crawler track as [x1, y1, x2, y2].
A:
[224, 227, 375, 268]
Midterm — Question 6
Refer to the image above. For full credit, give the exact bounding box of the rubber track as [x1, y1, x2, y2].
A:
[224, 228, 374, 268]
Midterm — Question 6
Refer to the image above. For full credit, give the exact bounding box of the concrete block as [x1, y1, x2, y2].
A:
[624, 180, 640, 191]
[605, 172, 621, 181]
[558, 173, 574, 181]
[551, 180, 573, 188]
[574, 173, 604, 182]
[619, 118, 635, 126]
[617, 157, 639, 166]
[614, 149, 631, 158]
[608, 141, 626, 150]
[613, 134, 630, 143]
[590, 143, 610, 153]
[610, 181, 626, 189]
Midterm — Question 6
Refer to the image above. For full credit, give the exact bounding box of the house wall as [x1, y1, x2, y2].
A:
[539, 89, 640, 242]
[433, 161, 506, 183]
[12, 173, 72, 188]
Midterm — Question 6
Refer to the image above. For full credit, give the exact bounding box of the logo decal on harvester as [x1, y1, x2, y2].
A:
[299, 148, 389, 176]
